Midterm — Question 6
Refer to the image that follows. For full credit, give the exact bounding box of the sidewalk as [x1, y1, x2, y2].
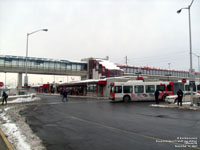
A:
[151, 102, 200, 110]
[0, 108, 13, 150]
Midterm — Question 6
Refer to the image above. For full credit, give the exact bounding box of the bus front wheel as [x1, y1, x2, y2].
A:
[123, 95, 130, 103]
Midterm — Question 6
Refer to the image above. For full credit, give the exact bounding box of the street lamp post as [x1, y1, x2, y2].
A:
[197, 56, 200, 82]
[4, 72, 6, 89]
[25, 29, 48, 88]
[177, 0, 195, 106]
[192, 53, 200, 81]
[168, 63, 171, 81]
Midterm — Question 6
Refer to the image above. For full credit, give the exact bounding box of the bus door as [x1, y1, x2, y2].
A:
[114, 85, 123, 100]
[133, 85, 145, 101]
[145, 85, 155, 101]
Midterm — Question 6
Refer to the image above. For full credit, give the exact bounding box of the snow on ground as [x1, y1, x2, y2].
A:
[151, 102, 200, 110]
[151, 102, 192, 107]
[8, 96, 41, 104]
[0, 95, 45, 150]
[0, 94, 40, 104]
[0, 112, 31, 150]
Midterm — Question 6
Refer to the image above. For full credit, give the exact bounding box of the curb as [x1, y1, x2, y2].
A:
[0, 129, 13, 150]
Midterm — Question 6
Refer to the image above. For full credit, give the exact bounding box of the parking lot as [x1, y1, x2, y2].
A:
[20, 95, 200, 150]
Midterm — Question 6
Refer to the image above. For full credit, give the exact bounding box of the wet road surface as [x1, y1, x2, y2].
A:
[20, 95, 200, 150]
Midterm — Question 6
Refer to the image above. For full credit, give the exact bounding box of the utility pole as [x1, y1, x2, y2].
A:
[177, 0, 195, 106]
[193, 53, 200, 81]
[198, 56, 200, 82]
[125, 56, 128, 65]
[4, 72, 6, 89]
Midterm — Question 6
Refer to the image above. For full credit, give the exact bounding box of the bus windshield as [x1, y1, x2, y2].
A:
[110, 86, 114, 93]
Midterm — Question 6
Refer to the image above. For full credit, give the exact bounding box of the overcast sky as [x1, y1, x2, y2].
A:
[0, 0, 200, 72]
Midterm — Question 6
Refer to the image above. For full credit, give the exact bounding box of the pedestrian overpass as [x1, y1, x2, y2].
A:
[0, 55, 88, 87]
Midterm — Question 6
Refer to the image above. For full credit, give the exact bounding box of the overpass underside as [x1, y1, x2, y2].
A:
[0, 66, 87, 76]
[0, 66, 87, 88]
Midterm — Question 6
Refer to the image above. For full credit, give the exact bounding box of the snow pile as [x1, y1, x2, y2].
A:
[0, 96, 45, 150]
[0, 110, 31, 150]
[1, 93, 36, 100]
[152, 102, 192, 107]
[151, 102, 200, 110]
[182, 102, 191, 105]
[8, 96, 41, 104]
[151, 104, 170, 108]
[0, 93, 40, 104]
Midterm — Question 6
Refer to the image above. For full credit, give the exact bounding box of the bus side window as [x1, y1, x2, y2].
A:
[193, 85, 196, 92]
[184, 84, 196, 91]
[145, 85, 155, 93]
[123, 86, 133, 93]
[197, 85, 200, 91]
[134, 85, 144, 93]
[185, 85, 190, 91]
[167, 85, 172, 91]
[115, 86, 122, 93]
[156, 85, 165, 91]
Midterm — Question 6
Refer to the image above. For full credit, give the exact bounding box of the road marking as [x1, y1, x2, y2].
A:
[0, 129, 13, 150]
[68, 115, 200, 150]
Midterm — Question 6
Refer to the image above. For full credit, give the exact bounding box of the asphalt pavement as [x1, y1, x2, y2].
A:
[0, 133, 8, 150]
[19, 95, 200, 150]
[0, 128, 13, 150]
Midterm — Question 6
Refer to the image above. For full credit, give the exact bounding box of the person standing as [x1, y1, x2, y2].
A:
[177, 89, 183, 106]
[62, 89, 68, 102]
[155, 89, 160, 104]
[2, 91, 8, 105]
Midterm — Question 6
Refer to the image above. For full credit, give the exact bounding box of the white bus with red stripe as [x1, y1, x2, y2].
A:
[109, 81, 183, 102]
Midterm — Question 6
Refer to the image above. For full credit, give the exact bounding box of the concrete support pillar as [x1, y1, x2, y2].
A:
[17, 73, 22, 89]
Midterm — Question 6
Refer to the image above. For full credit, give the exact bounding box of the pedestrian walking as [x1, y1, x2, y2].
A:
[2, 91, 8, 105]
[155, 89, 160, 104]
[62, 89, 68, 102]
[177, 89, 183, 106]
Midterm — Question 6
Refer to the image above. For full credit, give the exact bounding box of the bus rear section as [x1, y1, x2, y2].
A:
[155, 81, 183, 100]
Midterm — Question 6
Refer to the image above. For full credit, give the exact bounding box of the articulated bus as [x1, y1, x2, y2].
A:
[109, 81, 183, 102]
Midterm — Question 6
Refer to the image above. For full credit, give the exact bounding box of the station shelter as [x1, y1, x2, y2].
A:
[58, 79, 107, 97]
